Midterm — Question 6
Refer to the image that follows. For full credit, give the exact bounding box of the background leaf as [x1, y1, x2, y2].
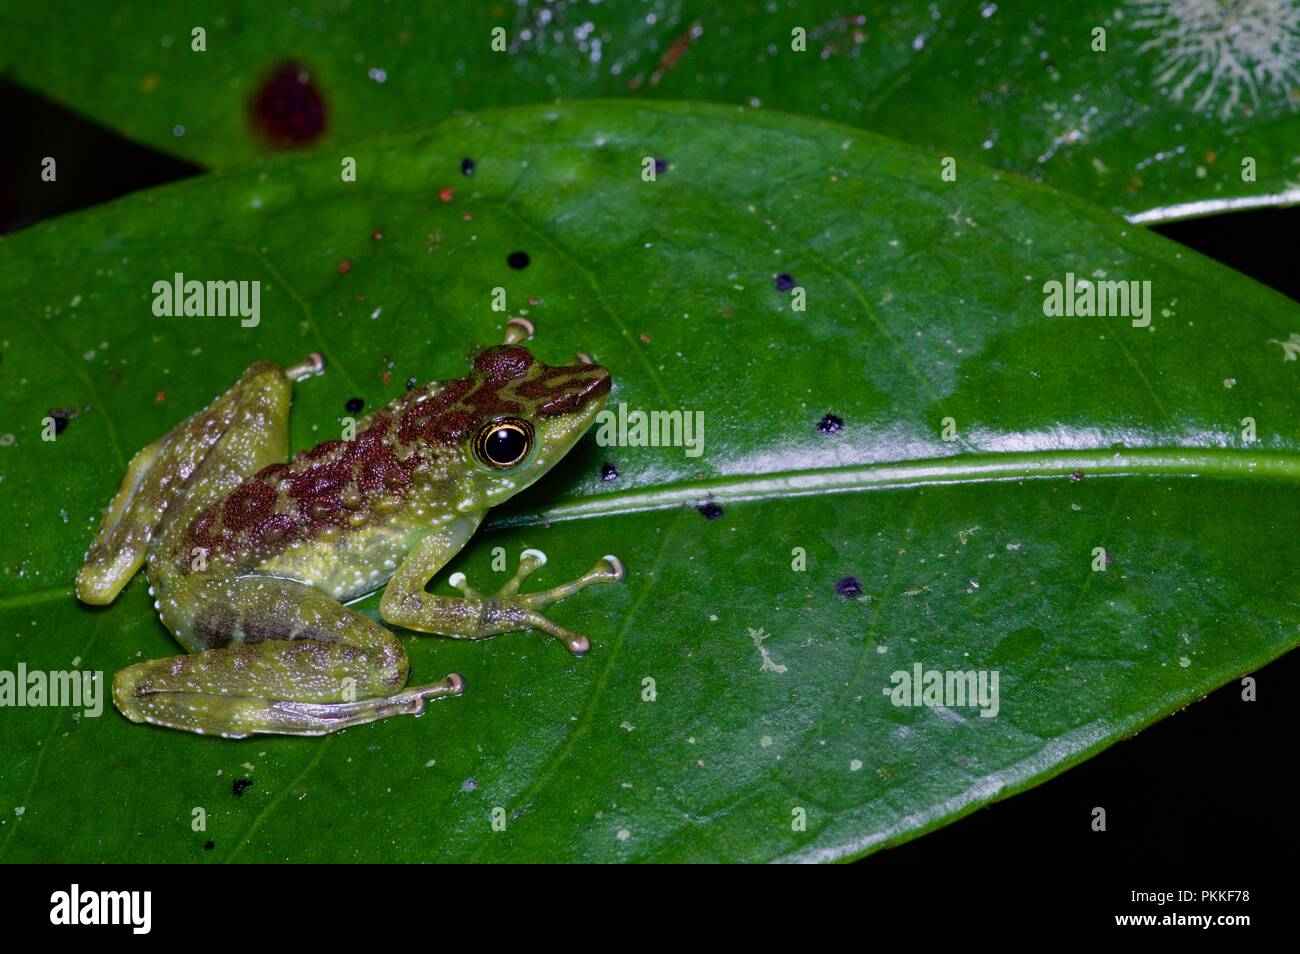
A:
[2, 1, 1298, 222]
[0, 102, 1296, 862]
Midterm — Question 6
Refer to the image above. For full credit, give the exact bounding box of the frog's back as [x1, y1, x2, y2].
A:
[148, 388, 464, 598]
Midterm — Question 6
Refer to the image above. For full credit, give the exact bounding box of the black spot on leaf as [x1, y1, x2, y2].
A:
[696, 501, 724, 520]
[461, 157, 476, 176]
[774, 273, 796, 292]
[232, 778, 253, 798]
[817, 414, 843, 434]
[345, 397, 364, 414]
[507, 251, 531, 270]
[601, 463, 619, 481]
[835, 576, 864, 598]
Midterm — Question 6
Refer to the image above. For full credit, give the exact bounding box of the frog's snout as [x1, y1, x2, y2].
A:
[575, 362, 611, 406]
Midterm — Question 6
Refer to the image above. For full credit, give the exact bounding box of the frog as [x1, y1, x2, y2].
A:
[75, 319, 623, 738]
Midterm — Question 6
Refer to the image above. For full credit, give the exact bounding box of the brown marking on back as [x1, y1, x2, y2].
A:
[397, 377, 474, 444]
[182, 408, 420, 565]
[178, 346, 607, 569]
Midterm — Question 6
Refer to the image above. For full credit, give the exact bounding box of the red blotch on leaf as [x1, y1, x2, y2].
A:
[252, 62, 326, 148]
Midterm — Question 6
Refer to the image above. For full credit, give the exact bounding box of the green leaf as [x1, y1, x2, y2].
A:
[0, 102, 1296, 862]
[4, 1, 1298, 222]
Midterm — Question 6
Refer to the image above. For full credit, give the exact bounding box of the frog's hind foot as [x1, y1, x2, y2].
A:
[261, 676, 464, 735]
[113, 576, 464, 737]
[235, 676, 464, 736]
[114, 668, 463, 738]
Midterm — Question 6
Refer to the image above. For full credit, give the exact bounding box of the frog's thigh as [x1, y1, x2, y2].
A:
[78, 358, 317, 606]
[114, 576, 461, 737]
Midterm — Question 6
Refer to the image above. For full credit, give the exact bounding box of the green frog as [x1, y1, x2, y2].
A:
[75, 320, 623, 738]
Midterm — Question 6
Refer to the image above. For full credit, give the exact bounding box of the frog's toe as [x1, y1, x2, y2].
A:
[285, 352, 326, 381]
[447, 571, 485, 601]
[494, 548, 547, 598]
[504, 317, 534, 344]
[520, 611, 591, 656]
[502, 553, 625, 653]
[600, 554, 625, 582]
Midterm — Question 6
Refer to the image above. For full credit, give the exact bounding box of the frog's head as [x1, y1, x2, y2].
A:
[399, 344, 611, 508]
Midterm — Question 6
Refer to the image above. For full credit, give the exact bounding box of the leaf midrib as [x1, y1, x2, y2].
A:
[488, 446, 1300, 529]
[0, 447, 1289, 608]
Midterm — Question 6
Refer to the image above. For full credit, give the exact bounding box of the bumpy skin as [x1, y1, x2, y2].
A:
[75, 333, 622, 737]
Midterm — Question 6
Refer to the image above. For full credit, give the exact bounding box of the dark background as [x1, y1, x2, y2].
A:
[2, 78, 1295, 882]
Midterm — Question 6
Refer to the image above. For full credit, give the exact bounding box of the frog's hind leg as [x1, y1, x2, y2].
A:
[75, 355, 324, 605]
[113, 576, 462, 737]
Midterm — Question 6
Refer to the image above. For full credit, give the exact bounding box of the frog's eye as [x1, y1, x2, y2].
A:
[474, 418, 534, 469]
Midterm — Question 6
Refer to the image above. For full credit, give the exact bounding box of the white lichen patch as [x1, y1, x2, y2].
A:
[1129, 0, 1300, 119]
[1270, 332, 1300, 360]
[748, 627, 788, 674]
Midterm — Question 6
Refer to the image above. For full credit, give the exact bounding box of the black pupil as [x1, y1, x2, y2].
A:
[486, 425, 526, 464]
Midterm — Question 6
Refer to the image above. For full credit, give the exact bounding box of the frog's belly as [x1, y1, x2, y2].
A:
[254, 525, 420, 603]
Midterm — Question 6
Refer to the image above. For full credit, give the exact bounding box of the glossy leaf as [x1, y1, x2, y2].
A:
[2, 0, 1298, 221]
[0, 102, 1296, 862]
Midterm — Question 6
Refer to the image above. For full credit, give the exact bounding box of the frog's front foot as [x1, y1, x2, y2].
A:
[453, 549, 624, 655]
[380, 546, 624, 656]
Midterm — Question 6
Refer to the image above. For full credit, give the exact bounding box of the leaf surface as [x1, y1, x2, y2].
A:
[0, 102, 1296, 862]
[3, 1, 1298, 221]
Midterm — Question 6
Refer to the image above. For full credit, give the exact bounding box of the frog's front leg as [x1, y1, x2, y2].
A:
[379, 525, 624, 656]
[113, 576, 462, 737]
